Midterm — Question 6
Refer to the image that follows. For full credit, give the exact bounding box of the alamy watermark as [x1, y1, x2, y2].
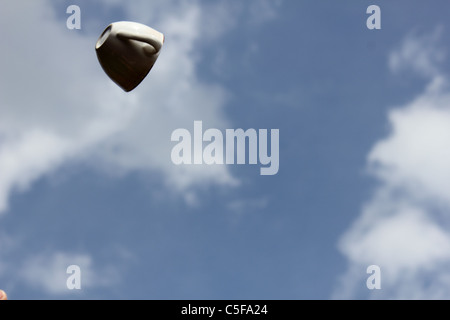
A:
[66, 265, 81, 290]
[366, 5, 381, 30]
[171, 121, 280, 176]
[366, 265, 381, 290]
[66, 5, 81, 30]
[65, 4, 381, 31]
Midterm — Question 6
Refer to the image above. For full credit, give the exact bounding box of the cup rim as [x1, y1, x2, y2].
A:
[95, 25, 112, 50]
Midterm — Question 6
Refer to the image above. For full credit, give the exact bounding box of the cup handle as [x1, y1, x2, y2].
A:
[117, 31, 163, 53]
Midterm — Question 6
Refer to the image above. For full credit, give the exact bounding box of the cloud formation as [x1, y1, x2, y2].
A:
[335, 29, 450, 299]
[0, 0, 284, 213]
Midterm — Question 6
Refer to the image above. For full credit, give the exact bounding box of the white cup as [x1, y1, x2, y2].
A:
[96, 21, 165, 92]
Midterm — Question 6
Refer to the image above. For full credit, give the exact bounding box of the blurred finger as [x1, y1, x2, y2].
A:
[0, 290, 7, 300]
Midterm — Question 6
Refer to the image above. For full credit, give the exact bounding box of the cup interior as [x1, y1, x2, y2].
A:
[96, 25, 112, 49]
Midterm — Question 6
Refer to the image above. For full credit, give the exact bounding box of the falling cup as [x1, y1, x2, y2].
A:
[95, 21, 164, 92]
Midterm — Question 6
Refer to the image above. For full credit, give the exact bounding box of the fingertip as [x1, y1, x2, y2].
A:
[0, 290, 7, 300]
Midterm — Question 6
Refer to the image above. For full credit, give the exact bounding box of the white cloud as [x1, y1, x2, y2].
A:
[368, 87, 450, 204]
[20, 252, 118, 294]
[0, 0, 285, 214]
[335, 30, 450, 299]
[339, 191, 450, 276]
[0, 230, 128, 297]
[389, 27, 446, 78]
[0, 131, 71, 212]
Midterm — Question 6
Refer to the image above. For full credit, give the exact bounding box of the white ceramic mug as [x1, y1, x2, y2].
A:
[96, 21, 165, 92]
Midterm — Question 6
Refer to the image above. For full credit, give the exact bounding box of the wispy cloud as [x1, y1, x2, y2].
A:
[335, 29, 450, 299]
[19, 252, 119, 295]
[389, 27, 446, 79]
[248, 0, 283, 26]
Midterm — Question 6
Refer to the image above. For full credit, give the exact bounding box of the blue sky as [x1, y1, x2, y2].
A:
[2, 0, 450, 300]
